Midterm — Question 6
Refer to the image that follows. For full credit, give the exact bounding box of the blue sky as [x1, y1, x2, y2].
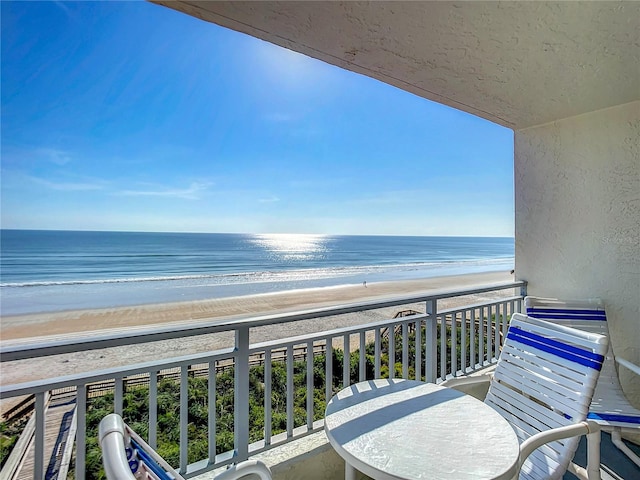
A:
[1, 1, 514, 237]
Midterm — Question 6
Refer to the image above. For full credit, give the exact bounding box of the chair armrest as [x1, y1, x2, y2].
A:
[214, 459, 272, 480]
[440, 373, 492, 390]
[616, 357, 640, 377]
[518, 421, 601, 480]
[98, 414, 137, 480]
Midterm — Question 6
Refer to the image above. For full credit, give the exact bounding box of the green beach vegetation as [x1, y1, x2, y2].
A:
[0, 419, 24, 470]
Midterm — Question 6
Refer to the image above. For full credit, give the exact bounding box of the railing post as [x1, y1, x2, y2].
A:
[179, 366, 188, 472]
[34, 392, 45, 480]
[325, 339, 333, 405]
[343, 334, 351, 386]
[75, 385, 86, 480]
[149, 371, 158, 449]
[208, 361, 217, 459]
[286, 346, 294, 438]
[415, 319, 422, 381]
[425, 299, 437, 383]
[306, 341, 314, 429]
[235, 326, 250, 462]
[114, 377, 123, 416]
[520, 281, 527, 299]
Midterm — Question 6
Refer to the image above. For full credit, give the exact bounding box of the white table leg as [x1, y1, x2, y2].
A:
[345, 462, 357, 480]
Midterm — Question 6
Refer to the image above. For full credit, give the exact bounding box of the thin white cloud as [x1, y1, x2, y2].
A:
[36, 148, 72, 166]
[117, 182, 212, 200]
[28, 175, 104, 191]
[259, 195, 280, 203]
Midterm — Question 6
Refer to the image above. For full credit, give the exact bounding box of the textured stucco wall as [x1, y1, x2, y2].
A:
[515, 101, 640, 403]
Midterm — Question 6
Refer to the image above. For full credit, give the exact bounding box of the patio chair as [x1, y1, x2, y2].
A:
[525, 296, 640, 467]
[98, 413, 272, 480]
[446, 313, 608, 480]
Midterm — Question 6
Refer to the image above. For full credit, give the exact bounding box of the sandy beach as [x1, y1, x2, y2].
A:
[0, 271, 517, 388]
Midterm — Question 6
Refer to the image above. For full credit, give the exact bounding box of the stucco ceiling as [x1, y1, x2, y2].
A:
[154, 1, 639, 130]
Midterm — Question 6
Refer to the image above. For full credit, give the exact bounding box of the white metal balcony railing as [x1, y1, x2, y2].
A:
[0, 281, 526, 480]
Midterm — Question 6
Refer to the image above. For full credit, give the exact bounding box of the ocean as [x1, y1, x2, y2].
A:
[0, 230, 514, 316]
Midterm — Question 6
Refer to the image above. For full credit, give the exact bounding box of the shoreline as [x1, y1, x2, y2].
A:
[1, 271, 514, 343]
[0, 259, 515, 317]
[0, 271, 517, 388]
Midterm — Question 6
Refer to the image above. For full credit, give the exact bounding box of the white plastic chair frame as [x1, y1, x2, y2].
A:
[525, 296, 640, 468]
[98, 413, 272, 480]
[447, 313, 608, 480]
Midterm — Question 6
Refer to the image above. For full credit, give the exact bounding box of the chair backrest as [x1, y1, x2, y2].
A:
[524, 296, 609, 338]
[98, 414, 272, 480]
[485, 313, 608, 480]
[523, 296, 640, 429]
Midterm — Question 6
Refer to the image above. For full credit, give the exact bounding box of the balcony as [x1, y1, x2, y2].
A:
[1, 3, 636, 479]
[1, 281, 638, 480]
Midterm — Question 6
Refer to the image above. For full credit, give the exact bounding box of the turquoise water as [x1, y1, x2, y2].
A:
[0, 230, 514, 315]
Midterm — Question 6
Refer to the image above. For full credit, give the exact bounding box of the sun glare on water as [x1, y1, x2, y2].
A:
[250, 233, 329, 261]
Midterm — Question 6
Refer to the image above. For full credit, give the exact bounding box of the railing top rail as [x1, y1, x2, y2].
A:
[249, 313, 429, 352]
[1, 280, 525, 362]
[438, 295, 523, 315]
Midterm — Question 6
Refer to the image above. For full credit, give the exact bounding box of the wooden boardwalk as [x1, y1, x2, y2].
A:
[14, 395, 76, 480]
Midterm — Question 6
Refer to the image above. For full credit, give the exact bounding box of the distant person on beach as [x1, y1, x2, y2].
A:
[363, 281, 367, 288]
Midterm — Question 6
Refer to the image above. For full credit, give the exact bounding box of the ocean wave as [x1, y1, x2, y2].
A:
[0, 258, 514, 288]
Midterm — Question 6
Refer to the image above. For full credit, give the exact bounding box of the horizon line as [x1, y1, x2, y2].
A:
[0, 228, 515, 239]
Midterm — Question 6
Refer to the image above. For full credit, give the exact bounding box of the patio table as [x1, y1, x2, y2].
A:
[324, 378, 520, 480]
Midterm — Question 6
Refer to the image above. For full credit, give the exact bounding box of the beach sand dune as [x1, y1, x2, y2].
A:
[0, 271, 517, 388]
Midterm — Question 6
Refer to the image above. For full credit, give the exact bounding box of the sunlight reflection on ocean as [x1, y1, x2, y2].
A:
[249, 233, 330, 261]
